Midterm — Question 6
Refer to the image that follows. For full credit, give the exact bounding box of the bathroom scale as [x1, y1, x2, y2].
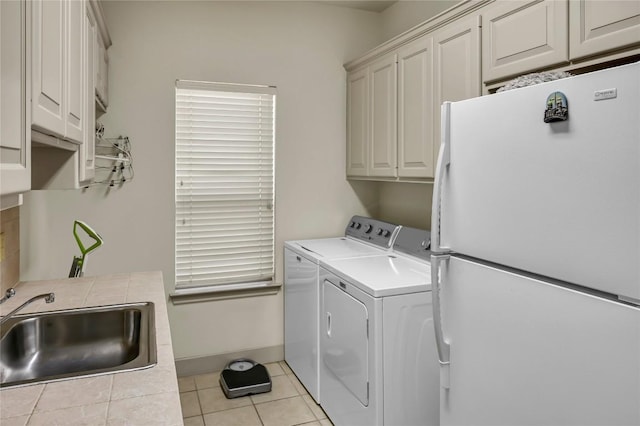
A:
[219, 359, 272, 399]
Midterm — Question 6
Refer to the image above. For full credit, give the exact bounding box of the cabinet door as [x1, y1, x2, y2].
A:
[569, 0, 640, 60]
[397, 36, 434, 178]
[101, 47, 108, 106]
[65, 0, 85, 144]
[32, 0, 66, 138]
[96, 30, 109, 107]
[0, 0, 31, 200]
[79, 2, 96, 183]
[369, 54, 397, 178]
[432, 15, 481, 168]
[346, 68, 369, 177]
[482, 0, 569, 83]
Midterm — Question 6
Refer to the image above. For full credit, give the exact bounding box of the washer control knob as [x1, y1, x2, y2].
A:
[376, 228, 383, 236]
[364, 224, 373, 233]
[355, 222, 362, 229]
[349, 221, 355, 228]
[384, 230, 391, 237]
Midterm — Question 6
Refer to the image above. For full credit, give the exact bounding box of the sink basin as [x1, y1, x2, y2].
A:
[0, 302, 156, 388]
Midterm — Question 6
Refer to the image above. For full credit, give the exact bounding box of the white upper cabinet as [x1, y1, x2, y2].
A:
[80, 2, 97, 183]
[369, 54, 398, 178]
[345, 20, 482, 182]
[65, 0, 85, 143]
[346, 53, 398, 179]
[397, 37, 434, 178]
[32, 0, 87, 145]
[346, 20, 481, 182]
[346, 68, 369, 177]
[432, 15, 481, 165]
[569, 0, 640, 60]
[0, 0, 31, 205]
[31, 0, 66, 139]
[482, 0, 569, 83]
[31, 0, 110, 190]
[91, 0, 111, 110]
[345, 0, 639, 183]
[95, 29, 109, 108]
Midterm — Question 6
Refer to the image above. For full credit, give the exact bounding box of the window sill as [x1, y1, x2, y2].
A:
[169, 281, 281, 304]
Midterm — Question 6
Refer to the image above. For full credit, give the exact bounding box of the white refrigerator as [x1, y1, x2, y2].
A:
[431, 62, 640, 425]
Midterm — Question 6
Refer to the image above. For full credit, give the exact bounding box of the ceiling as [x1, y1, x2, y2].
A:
[320, 1, 397, 13]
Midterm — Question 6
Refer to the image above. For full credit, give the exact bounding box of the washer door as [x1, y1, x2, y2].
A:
[322, 279, 369, 406]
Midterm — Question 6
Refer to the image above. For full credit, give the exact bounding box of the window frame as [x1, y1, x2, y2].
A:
[172, 80, 276, 299]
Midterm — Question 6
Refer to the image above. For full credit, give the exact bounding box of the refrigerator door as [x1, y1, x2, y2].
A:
[436, 62, 639, 301]
[438, 256, 640, 426]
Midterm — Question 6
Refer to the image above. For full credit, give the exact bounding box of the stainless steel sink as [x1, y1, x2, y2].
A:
[0, 302, 156, 388]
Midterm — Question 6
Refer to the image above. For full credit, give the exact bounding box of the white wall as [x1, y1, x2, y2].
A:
[377, 182, 433, 229]
[380, 0, 459, 40]
[21, 1, 383, 361]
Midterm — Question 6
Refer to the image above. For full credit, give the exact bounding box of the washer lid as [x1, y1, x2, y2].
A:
[287, 237, 387, 261]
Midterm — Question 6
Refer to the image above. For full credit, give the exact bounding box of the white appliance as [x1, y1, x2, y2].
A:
[284, 216, 400, 403]
[319, 227, 439, 426]
[431, 62, 640, 425]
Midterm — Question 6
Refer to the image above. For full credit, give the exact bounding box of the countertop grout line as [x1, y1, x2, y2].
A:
[28, 382, 46, 419]
[106, 370, 116, 426]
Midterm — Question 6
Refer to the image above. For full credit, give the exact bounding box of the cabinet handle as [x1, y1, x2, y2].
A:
[296, 256, 301, 262]
[326, 312, 332, 337]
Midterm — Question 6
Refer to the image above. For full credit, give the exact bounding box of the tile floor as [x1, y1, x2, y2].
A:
[178, 361, 333, 426]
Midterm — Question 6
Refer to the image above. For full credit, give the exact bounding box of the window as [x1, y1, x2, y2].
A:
[175, 81, 275, 293]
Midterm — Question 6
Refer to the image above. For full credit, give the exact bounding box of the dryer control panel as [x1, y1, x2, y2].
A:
[344, 216, 400, 249]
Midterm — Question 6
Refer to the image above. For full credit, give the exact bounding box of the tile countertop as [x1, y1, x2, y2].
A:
[0, 271, 183, 426]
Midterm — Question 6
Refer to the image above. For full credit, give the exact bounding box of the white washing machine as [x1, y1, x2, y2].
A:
[284, 216, 400, 403]
[319, 227, 439, 426]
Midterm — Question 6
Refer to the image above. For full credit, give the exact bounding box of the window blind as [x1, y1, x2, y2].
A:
[175, 80, 275, 290]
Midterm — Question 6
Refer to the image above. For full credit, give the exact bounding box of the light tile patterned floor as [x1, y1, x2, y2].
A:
[178, 361, 333, 426]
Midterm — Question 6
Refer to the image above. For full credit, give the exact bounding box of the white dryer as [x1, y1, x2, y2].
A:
[319, 227, 439, 426]
[284, 216, 400, 403]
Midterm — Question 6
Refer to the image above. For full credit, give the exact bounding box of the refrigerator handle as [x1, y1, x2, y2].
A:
[431, 253, 451, 389]
[431, 102, 452, 253]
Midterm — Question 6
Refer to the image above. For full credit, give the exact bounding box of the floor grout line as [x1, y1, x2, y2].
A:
[178, 364, 329, 426]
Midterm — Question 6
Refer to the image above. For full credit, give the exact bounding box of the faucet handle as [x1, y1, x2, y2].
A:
[0, 288, 16, 304]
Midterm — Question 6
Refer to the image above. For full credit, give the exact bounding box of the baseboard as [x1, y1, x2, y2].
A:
[175, 345, 284, 377]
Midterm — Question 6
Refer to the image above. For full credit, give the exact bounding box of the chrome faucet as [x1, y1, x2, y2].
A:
[0, 292, 55, 326]
[0, 288, 16, 304]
